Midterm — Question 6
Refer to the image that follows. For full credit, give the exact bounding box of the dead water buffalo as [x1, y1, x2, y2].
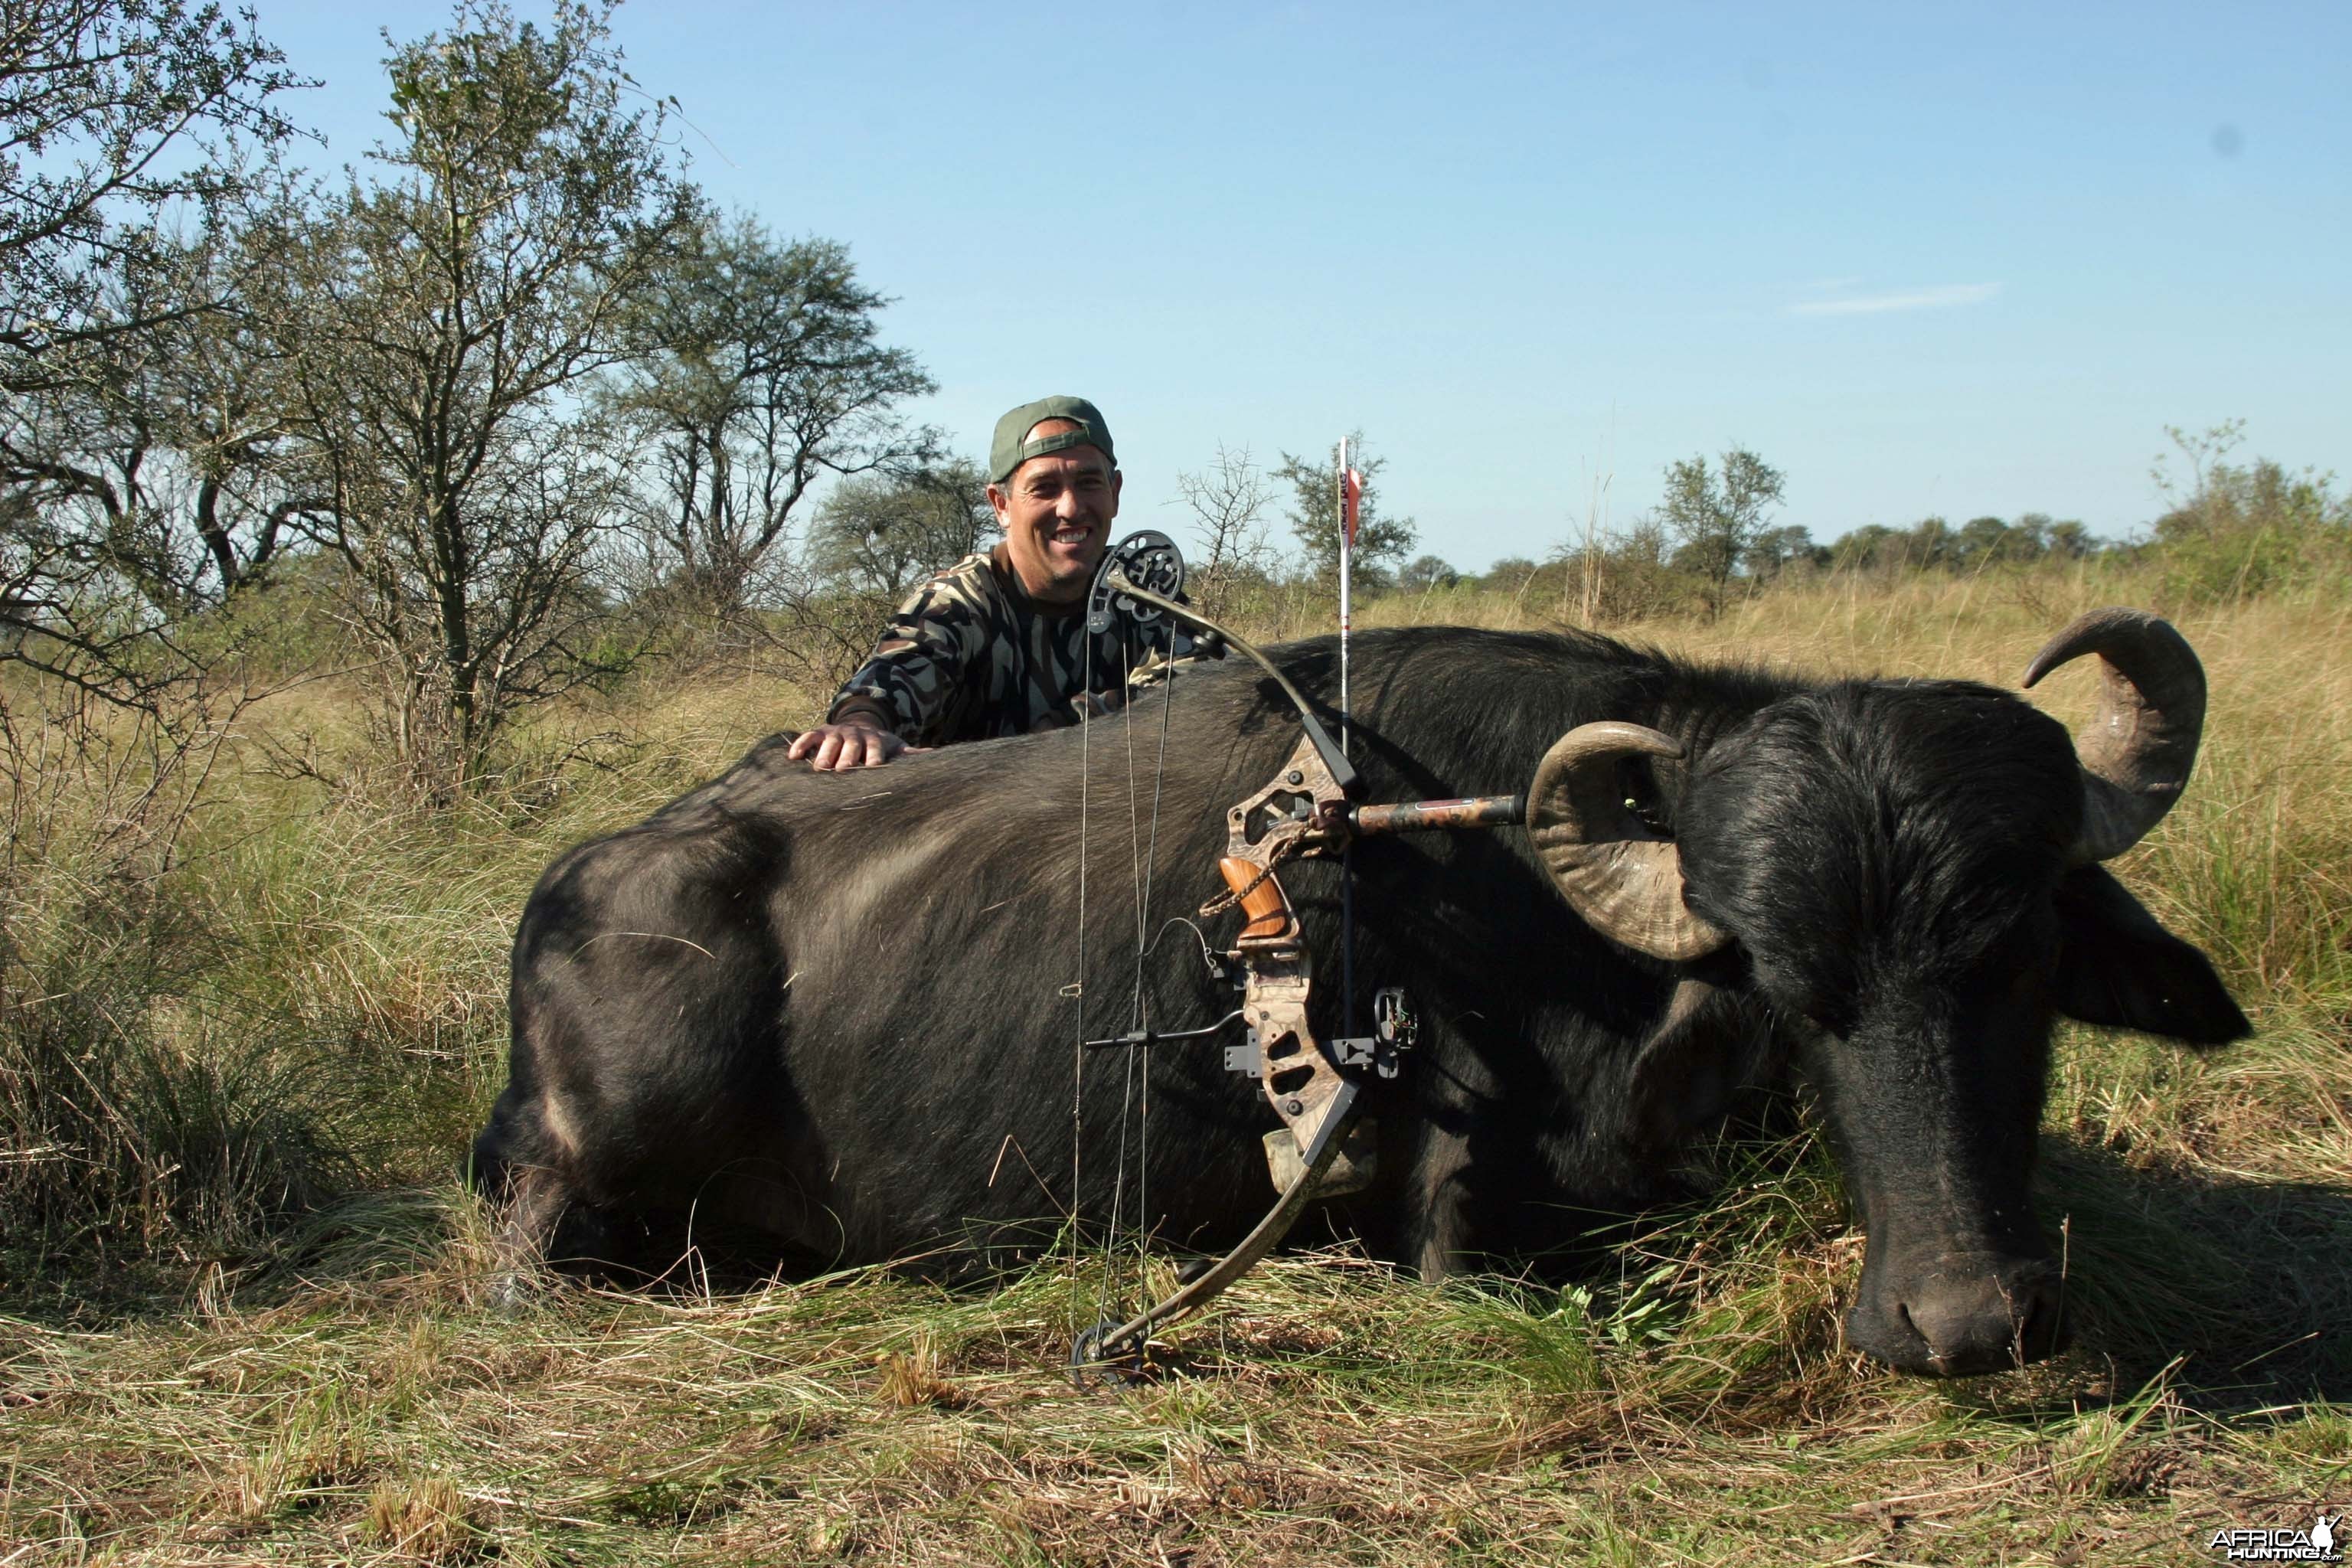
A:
[475, 611, 2248, 1376]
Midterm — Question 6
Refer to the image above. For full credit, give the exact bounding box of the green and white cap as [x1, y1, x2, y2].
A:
[989, 395, 1115, 483]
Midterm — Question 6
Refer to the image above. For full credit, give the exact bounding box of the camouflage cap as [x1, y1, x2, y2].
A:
[988, 395, 1116, 484]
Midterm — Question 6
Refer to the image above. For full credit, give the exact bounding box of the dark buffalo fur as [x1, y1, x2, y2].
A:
[477, 626, 2249, 1374]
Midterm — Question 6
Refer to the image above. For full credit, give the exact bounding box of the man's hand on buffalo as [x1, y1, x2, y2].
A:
[786, 715, 922, 770]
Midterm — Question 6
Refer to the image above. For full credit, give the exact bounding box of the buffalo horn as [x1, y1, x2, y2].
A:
[2020, 607, 2207, 864]
[1526, 722, 1730, 962]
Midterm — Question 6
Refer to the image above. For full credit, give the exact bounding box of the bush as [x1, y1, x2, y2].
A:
[2141, 423, 2350, 607]
[0, 874, 364, 1298]
[2150, 457, 2350, 606]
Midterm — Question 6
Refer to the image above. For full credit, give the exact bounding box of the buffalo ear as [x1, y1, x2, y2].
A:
[2050, 866, 2251, 1047]
[1626, 977, 1773, 1148]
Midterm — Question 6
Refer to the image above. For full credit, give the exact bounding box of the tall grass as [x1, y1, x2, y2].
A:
[1, 564, 2344, 1563]
[6, 564, 2345, 1292]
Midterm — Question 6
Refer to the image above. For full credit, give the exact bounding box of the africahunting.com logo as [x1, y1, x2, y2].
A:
[2211, 1513, 2342, 1563]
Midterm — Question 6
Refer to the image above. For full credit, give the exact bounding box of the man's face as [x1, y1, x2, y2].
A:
[989, 419, 1121, 603]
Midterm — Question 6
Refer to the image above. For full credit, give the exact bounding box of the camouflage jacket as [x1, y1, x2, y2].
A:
[828, 544, 1191, 746]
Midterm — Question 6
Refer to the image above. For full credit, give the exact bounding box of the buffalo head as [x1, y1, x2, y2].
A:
[1526, 609, 2249, 1377]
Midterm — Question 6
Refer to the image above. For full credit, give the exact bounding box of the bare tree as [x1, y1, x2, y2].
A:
[1171, 443, 1275, 619]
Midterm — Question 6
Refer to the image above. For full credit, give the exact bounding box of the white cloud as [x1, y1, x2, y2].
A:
[1788, 283, 2001, 317]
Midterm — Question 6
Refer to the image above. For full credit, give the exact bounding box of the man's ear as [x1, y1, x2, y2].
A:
[1626, 977, 1773, 1148]
[2050, 866, 2252, 1047]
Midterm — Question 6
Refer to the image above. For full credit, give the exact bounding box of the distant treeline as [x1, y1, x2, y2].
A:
[1181, 425, 2348, 632]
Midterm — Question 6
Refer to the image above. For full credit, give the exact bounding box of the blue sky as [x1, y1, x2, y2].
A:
[254, 2, 2349, 572]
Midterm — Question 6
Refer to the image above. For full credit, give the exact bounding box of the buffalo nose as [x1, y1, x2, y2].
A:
[1898, 1266, 2066, 1377]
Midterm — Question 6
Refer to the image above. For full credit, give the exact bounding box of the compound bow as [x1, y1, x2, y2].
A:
[1067, 549, 1524, 1383]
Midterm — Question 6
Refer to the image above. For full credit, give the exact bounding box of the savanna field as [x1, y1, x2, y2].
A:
[4, 569, 2349, 1566]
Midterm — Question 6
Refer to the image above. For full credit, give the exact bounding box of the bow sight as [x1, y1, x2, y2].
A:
[1068, 539, 1526, 1387]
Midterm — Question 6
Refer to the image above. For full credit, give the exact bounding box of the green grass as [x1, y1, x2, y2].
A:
[2, 570, 2347, 1563]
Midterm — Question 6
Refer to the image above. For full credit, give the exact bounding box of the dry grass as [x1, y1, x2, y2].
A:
[5, 1210, 2347, 1563]
[2, 569, 2346, 1564]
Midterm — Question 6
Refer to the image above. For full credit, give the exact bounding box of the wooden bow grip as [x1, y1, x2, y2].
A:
[1219, 857, 1295, 942]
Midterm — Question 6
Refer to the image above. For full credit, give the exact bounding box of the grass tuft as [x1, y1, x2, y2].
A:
[363, 1474, 481, 1561]
[874, 1332, 969, 1409]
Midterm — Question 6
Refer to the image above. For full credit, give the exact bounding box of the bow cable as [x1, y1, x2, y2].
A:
[1337, 440, 1360, 1044]
[1075, 564, 1186, 1346]
[1093, 633, 1182, 1329]
[1093, 637, 1148, 1326]
[1129, 633, 1181, 1266]
[1070, 614, 1092, 1285]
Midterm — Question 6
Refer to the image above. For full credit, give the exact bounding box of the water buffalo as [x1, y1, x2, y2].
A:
[475, 610, 2247, 1376]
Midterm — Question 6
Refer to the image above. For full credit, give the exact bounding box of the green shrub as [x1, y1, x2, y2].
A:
[2148, 443, 2350, 607]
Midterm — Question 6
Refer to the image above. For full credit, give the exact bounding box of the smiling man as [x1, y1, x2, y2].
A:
[789, 396, 1170, 769]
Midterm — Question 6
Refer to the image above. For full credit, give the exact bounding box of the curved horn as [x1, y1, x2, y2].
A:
[2020, 607, 2207, 864]
[1526, 722, 1729, 962]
